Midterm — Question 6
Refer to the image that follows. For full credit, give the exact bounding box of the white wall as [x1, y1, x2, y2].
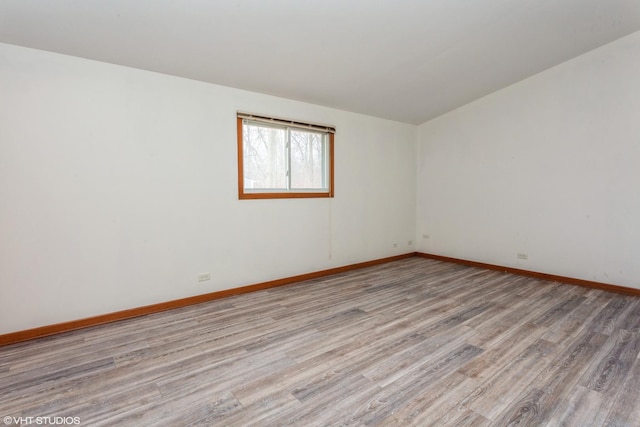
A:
[4, 29, 638, 336]
[0, 43, 417, 335]
[416, 31, 640, 289]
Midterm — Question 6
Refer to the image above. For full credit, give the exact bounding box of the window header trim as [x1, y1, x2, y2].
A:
[237, 112, 336, 134]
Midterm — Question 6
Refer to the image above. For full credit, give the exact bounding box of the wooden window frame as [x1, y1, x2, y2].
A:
[237, 116, 335, 200]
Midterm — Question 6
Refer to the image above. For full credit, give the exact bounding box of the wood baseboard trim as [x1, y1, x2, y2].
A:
[417, 252, 640, 297]
[0, 252, 416, 347]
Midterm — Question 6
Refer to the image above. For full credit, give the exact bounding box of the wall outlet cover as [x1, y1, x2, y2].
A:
[197, 273, 211, 282]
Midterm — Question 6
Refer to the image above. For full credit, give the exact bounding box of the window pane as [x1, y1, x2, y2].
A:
[290, 130, 325, 189]
[243, 123, 287, 190]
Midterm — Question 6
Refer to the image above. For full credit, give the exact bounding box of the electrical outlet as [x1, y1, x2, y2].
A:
[422, 234, 430, 239]
[517, 253, 528, 260]
[197, 273, 211, 282]
[393, 243, 398, 248]
[408, 240, 413, 246]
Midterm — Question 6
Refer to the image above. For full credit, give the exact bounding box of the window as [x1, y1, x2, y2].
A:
[237, 113, 335, 199]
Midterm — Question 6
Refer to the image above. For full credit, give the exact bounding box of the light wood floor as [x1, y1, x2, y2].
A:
[1, 258, 640, 426]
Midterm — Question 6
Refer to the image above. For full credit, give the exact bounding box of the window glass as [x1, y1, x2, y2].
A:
[237, 115, 334, 199]
[243, 123, 287, 190]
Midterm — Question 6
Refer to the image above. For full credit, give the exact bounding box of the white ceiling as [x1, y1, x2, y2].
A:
[1, 1, 640, 124]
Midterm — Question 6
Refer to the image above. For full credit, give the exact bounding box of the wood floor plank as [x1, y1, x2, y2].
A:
[492, 327, 610, 425]
[438, 409, 492, 427]
[466, 282, 569, 348]
[361, 324, 476, 387]
[582, 330, 640, 394]
[346, 343, 484, 425]
[602, 349, 640, 426]
[590, 294, 636, 336]
[263, 374, 374, 426]
[387, 372, 478, 426]
[220, 390, 301, 427]
[545, 385, 609, 427]
[1, 257, 640, 425]
[541, 294, 605, 345]
[457, 322, 545, 380]
[232, 350, 338, 407]
[464, 338, 558, 420]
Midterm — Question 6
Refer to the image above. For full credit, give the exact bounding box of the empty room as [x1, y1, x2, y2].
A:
[1, 1, 640, 425]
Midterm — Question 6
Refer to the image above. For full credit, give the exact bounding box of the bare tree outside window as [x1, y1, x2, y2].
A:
[243, 124, 287, 189]
[290, 129, 324, 189]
